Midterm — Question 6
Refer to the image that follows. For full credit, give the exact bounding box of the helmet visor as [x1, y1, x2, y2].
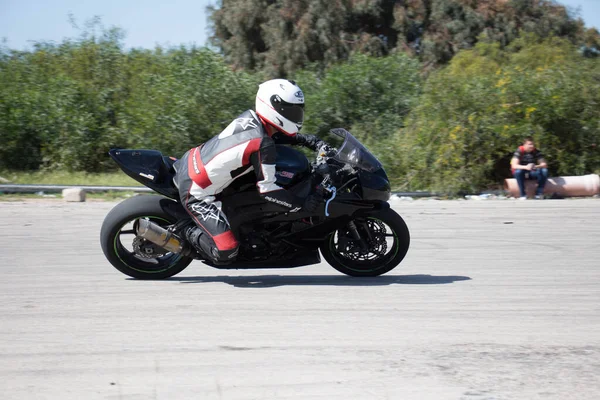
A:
[270, 95, 304, 125]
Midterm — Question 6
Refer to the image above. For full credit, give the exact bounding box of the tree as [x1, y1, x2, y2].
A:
[389, 35, 600, 194]
[297, 52, 422, 162]
[398, 0, 585, 65]
[209, 0, 595, 74]
[0, 23, 258, 172]
[210, 0, 407, 76]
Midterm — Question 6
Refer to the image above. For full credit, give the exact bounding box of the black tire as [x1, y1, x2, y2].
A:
[100, 195, 193, 279]
[321, 208, 410, 277]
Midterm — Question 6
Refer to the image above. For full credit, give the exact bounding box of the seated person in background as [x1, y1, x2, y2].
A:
[511, 136, 548, 200]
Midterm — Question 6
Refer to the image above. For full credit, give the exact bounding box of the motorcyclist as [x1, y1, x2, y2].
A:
[174, 79, 332, 263]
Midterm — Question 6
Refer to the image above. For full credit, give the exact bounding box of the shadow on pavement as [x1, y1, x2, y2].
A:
[166, 274, 472, 288]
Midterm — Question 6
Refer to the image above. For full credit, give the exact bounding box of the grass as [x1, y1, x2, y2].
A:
[0, 170, 143, 187]
[0, 191, 138, 202]
[0, 170, 142, 201]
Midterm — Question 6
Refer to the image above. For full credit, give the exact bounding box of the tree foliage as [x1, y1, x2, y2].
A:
[210, 0, 400, 76]
[389, 35, 600, 193]
[209, 0, 595, 75]
[0, 29, 422, 172]
[0, 27, 258, 171]
[1, 8, 600, 196]
[297, 52, 422, 168]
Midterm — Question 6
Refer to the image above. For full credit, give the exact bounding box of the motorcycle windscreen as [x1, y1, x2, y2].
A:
[329, 128, 383, 172]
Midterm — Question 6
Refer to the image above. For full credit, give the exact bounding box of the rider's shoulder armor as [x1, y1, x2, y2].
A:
[200, 110, 266, 163]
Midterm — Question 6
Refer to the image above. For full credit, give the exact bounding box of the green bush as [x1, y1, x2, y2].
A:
[390, 35, 600, 193]
[297, 52, 422, 166]
[0, 29, 258, 172]
[1, 26, 599, 196]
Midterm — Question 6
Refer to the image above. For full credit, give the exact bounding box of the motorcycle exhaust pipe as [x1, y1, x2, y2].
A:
[136, 218, 184, 254]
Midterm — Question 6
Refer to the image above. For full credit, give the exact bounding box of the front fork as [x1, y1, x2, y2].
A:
[346, 220, 371, 250]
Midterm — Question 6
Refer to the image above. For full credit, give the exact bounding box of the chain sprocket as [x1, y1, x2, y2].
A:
[132, 236, 167, 259]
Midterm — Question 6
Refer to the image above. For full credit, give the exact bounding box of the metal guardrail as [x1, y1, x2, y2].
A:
[392, 191, 438, 198]
[0, 184, 436, 197]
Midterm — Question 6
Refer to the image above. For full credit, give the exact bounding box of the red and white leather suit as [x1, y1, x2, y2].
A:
[174, 109, 324, 262]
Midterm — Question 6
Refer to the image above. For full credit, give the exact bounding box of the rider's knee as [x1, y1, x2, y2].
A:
[513, 169, 525, 178]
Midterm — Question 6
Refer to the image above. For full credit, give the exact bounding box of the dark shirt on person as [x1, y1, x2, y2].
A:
[513, 147, 544, 166]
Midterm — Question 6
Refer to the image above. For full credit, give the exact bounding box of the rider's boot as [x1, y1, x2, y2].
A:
[184, 225, 217, 260]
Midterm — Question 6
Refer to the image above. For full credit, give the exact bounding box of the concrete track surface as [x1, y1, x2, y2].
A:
[1, 199, 599, 400]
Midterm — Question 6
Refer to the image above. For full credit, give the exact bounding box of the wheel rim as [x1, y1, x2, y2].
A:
[328, 218, 399, 273]
[113, 216, 184, 274]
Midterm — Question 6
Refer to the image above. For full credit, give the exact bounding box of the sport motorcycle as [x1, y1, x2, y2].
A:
[100, 128, 410, 279]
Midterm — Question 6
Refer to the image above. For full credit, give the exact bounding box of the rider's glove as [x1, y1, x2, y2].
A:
[303, 193, 324, 213]
[316, 143, 337, 165]
[318, 143, 337, 157]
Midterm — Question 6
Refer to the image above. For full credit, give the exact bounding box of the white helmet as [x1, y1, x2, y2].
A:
[255, 79, 305, 136]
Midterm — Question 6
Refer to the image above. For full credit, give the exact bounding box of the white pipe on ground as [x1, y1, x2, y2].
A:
[504, 174, 600, 198]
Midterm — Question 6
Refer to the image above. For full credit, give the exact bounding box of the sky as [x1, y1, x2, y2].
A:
[0, 0, 215, 50]
[0, 0, 599, 51]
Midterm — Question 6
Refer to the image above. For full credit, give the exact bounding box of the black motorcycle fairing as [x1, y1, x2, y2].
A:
[220, 175, 314, 231]
[160, 197, 192, 221]
[108, 149, 179, 199]
[225, 194, 389, 248]
[255, 197, 390, 229]
[223, 179, 389, 231]
[204, 249, 321, 269]
[357, 168, 391, 202]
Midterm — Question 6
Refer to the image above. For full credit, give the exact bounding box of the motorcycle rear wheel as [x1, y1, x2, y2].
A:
[321, 208, 410, 277]
[100, 195, 193, 279]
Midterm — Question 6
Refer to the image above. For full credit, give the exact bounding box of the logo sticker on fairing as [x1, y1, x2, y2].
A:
[264, 196, 292, 208]
[139, 172, 155, 180]
[294, 91, 304, 98]
[276, 171, 294, 179]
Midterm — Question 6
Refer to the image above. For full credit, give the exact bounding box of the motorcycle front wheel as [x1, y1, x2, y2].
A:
[321, 208, 410, 277]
